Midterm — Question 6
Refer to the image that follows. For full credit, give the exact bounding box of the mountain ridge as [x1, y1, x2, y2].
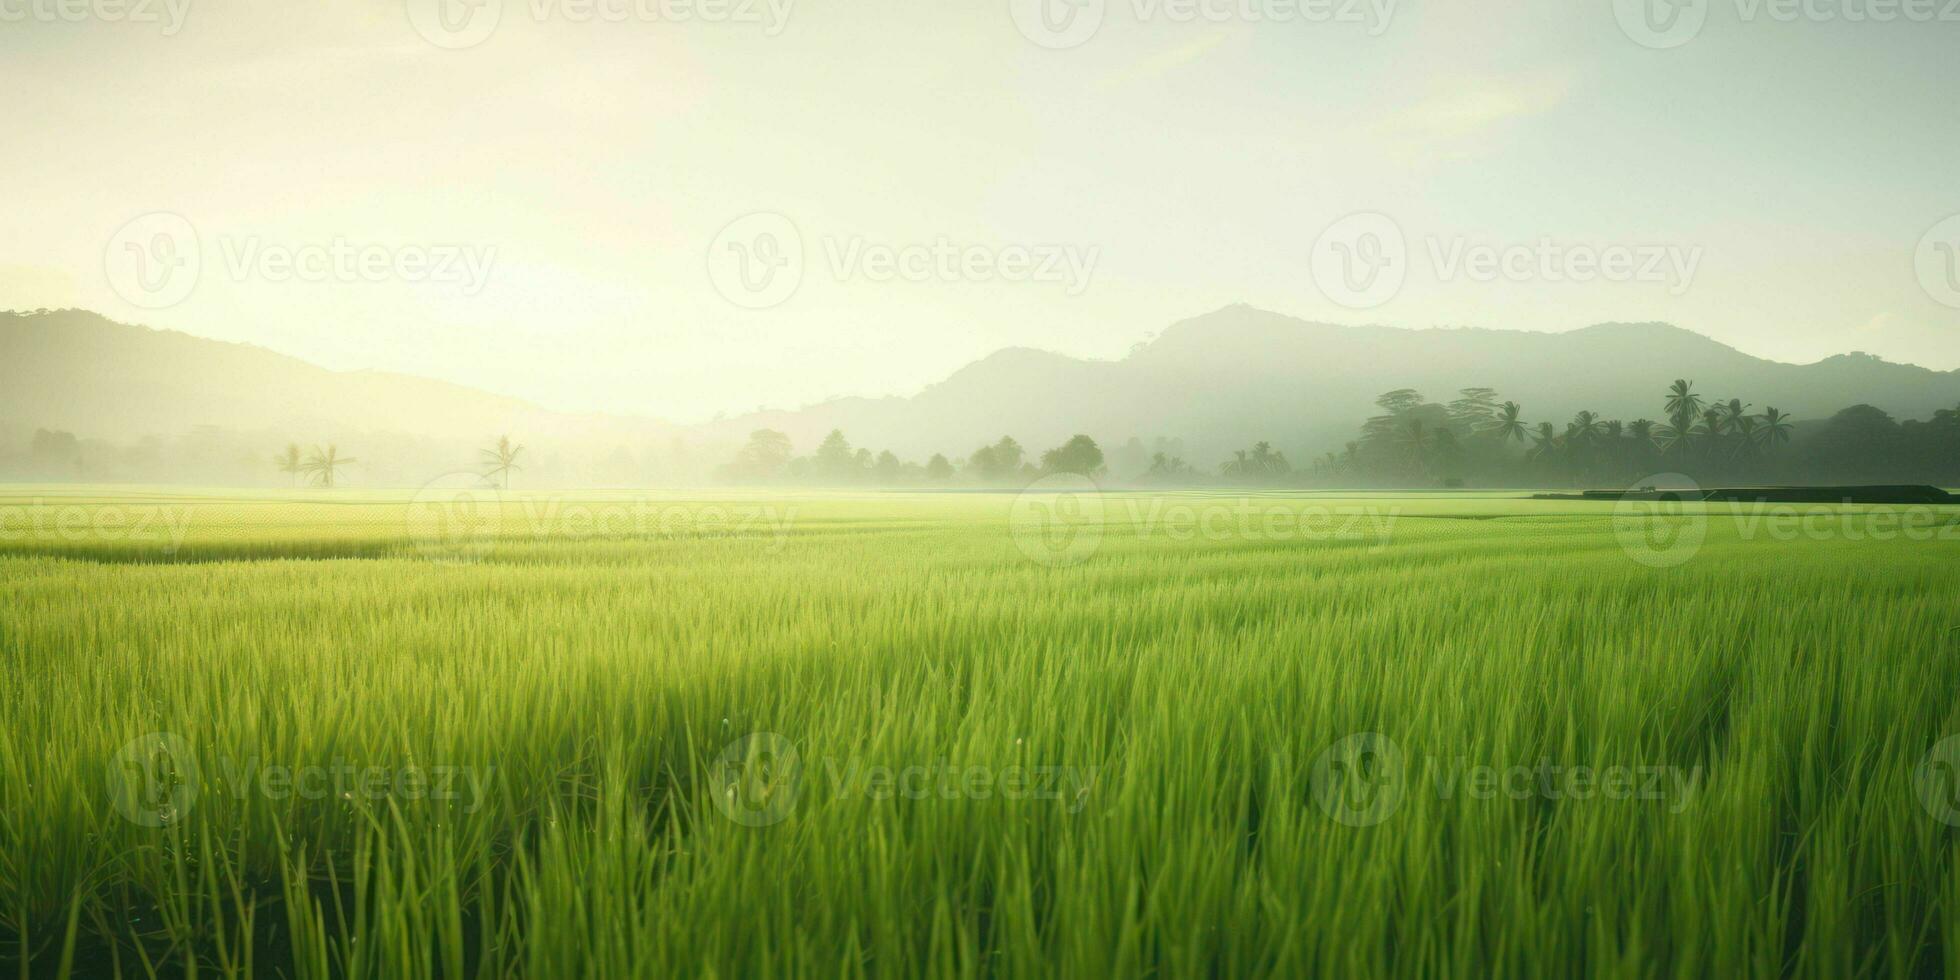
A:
[7, 306, 1958, 472]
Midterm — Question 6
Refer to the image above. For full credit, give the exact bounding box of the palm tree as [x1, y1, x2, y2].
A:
[274, 443, 303, 487]
[303, 444, 356, 488]
[1756, 407, 1794, 452]
[481, 435, 526, 490]
[1485, 401, 1529, 445]
[1653, 420, 1691, 458]
[1731, 415, 1762, 461]
[1402, 418, 1429, 472]
[1665, 380, 1704, 421]
[1718, 399, 1752, 434]
[1527, 422, 1561, 461]
[1569, 411, 1605, 445]
[1696, 408, 1727, 457]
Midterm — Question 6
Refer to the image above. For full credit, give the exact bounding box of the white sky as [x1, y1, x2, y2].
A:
[3, 0, 1956, 421]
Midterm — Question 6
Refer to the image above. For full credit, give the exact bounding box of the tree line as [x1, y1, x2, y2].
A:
[1306, 381, 1960, 487]
[713, 381, 1960, 489]
[716, 430, 1107, 485]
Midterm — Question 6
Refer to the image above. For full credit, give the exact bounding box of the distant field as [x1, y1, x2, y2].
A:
[4, 487, 1960, 977]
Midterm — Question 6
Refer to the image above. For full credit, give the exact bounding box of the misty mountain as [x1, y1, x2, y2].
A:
[1, 309, 680, 445]
[699, 305, 1960, 463]
[7, 306, 1959, 482]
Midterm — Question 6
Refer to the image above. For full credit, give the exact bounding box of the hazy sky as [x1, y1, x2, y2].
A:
[3, 0, 1956, 421]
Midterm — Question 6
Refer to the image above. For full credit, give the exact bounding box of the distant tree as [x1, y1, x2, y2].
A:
[1145, 452, 1196, 480]
[925, 454, 954, 481]
[303, 444, 356, 488]
[1485, 401, 1529, 445]
[1807, 405, 1904, 479]
[1040, 435, 1104, 476]
[815, 430, 856, 481]
[1665, 379, 1704, 421]
[721, 429, 793, 482]
[1717, 399, 1753, 438]
[967, 436, 1025, 482]
[480, 435, 525, 490]
[873, 450, 902, 484]
[1528, 423, 1560, 462]
[1447, 387, 1500, 434]
[1756, 407, 1794, 452]
[274, 443, 304, 486]
[1696, 408, 1727, 458]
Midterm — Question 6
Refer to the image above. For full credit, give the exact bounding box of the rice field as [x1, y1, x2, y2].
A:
[4, 486, 1960, 978]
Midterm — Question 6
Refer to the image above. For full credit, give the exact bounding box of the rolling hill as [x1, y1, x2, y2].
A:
[6, 305, 1958, 479]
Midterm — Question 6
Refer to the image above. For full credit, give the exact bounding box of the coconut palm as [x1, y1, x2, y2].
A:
[1718, 399, 1752, 434]
[1697, 408, 1727, 456]
[1402, 418, 1430, 471]
[1569, 411, 1606, 445]
[1731, 415, 1762, 460]
[1627, 419, 1656, 445]
[1665, 380, 1704, 420]
[1756, 407, 1794, 451]
[303, 444, 356, 488]
[1527, 422, 1561, 461]
[481, 435, 526, 490]
[1485, 401, 1529, 444]
[274, 443, 303, 487]
[1653, 420, 1691, 457]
